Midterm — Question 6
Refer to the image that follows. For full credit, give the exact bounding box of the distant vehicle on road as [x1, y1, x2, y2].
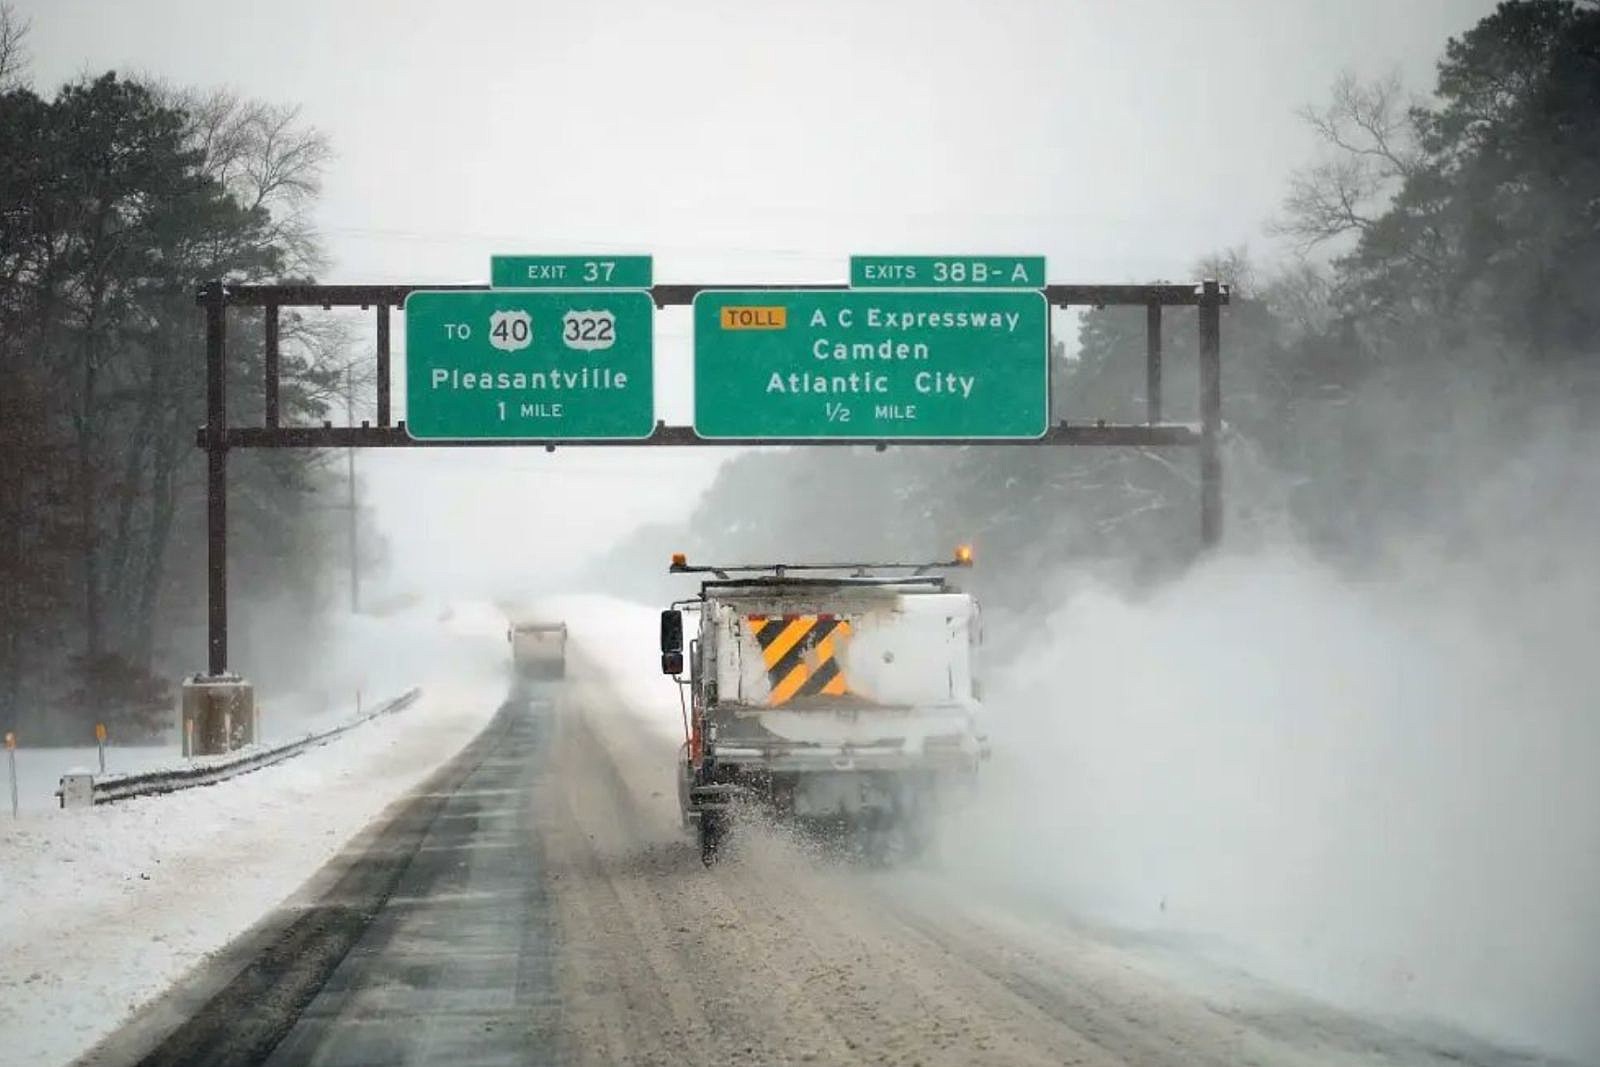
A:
[509, 621, 567, 679]
[661, 547, 987, 865]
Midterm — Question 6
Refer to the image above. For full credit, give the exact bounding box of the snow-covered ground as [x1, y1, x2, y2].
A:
[9, 745, 169, 813]
[0, 599, 513, 1067]
[5, 705, 397, 815]
[5, 600, 512, 814]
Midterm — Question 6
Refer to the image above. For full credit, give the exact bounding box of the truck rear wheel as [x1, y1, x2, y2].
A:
[699, 812, 724, 866]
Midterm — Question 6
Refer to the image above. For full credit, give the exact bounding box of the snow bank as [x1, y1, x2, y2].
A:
[0, 600, 511, 1067]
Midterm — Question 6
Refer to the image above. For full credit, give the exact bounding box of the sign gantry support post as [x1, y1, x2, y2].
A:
[376, 301, 392, 428]
[194, 278, 1225, 679]
[263, 302, 280, 428]
[203, 280, 229, 678]
[1198, 279, 1223, 548]
[1146, 300, 1163, 426]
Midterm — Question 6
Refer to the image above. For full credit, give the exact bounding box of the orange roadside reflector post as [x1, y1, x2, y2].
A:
[5, 732, 15, 818]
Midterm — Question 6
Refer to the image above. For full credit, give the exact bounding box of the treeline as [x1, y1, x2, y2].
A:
[592, 0, 1600, 609]
[1060, 0, 1600, 567]
[0, 9, 357, 741]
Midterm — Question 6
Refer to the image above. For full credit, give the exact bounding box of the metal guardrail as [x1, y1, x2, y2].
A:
[60, 688, 422, 806]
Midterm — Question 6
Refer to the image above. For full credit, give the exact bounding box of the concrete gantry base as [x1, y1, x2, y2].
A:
[181, 674, 257, 757]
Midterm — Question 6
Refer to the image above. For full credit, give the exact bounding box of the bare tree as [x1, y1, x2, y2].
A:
[1194, 246, 1258, 297]
[170, 87, 334, 276]
[0, 2, 29, 90]
[1271, 71, 1424, 253]
[1264, 259, 1336, 340]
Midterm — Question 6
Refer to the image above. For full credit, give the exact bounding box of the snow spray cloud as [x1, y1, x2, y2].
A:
[951, 418, 1600, 1062]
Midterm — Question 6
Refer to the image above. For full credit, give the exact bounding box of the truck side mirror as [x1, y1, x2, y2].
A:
[660, 610, 684, 675]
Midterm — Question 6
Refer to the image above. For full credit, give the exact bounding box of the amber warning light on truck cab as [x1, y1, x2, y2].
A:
[955, 544, 974, 566]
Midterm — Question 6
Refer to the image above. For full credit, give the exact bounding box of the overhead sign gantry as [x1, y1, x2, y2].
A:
[195, 257, 1225, 683]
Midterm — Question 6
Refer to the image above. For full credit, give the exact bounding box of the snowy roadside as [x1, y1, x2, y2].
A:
[0, 604, 512, 1067]
[10, 745, 176, 813]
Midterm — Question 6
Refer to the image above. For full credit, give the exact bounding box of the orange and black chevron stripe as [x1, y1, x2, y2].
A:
[746, 614, 851, 705]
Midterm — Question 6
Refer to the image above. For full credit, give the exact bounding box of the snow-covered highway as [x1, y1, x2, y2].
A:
[54, 641, 1569, 1067]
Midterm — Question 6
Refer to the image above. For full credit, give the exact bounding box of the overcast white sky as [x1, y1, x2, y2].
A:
[13, 0, 1499, 599]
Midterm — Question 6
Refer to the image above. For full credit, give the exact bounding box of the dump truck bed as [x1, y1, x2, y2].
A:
[509, 622, 567, 678]
[704, 587, 977, 712]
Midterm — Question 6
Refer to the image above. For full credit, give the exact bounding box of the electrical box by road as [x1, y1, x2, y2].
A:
[59, 771, 94, 809]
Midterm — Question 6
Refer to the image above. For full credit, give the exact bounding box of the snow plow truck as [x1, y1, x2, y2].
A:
[661, 548, 987, 865]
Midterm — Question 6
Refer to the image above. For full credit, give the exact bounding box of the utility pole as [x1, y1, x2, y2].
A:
[345, 366, 359, 614]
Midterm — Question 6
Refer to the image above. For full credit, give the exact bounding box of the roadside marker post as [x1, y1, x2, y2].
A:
[95, 722, 107, 773]
[5, 732, 16, 818]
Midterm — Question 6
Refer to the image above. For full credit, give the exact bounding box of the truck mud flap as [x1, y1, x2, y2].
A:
[689, 784, 739, 813]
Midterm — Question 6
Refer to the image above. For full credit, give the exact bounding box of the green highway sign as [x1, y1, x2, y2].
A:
[850, 255, 1046, 289]
[490, 254, 653, 289]
[404, 290, 654, 440]
[693, 290, 1048, 439]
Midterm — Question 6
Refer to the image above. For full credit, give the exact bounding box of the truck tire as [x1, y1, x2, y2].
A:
[699, 812, 723, 867]
[901, 811, 935, 863]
